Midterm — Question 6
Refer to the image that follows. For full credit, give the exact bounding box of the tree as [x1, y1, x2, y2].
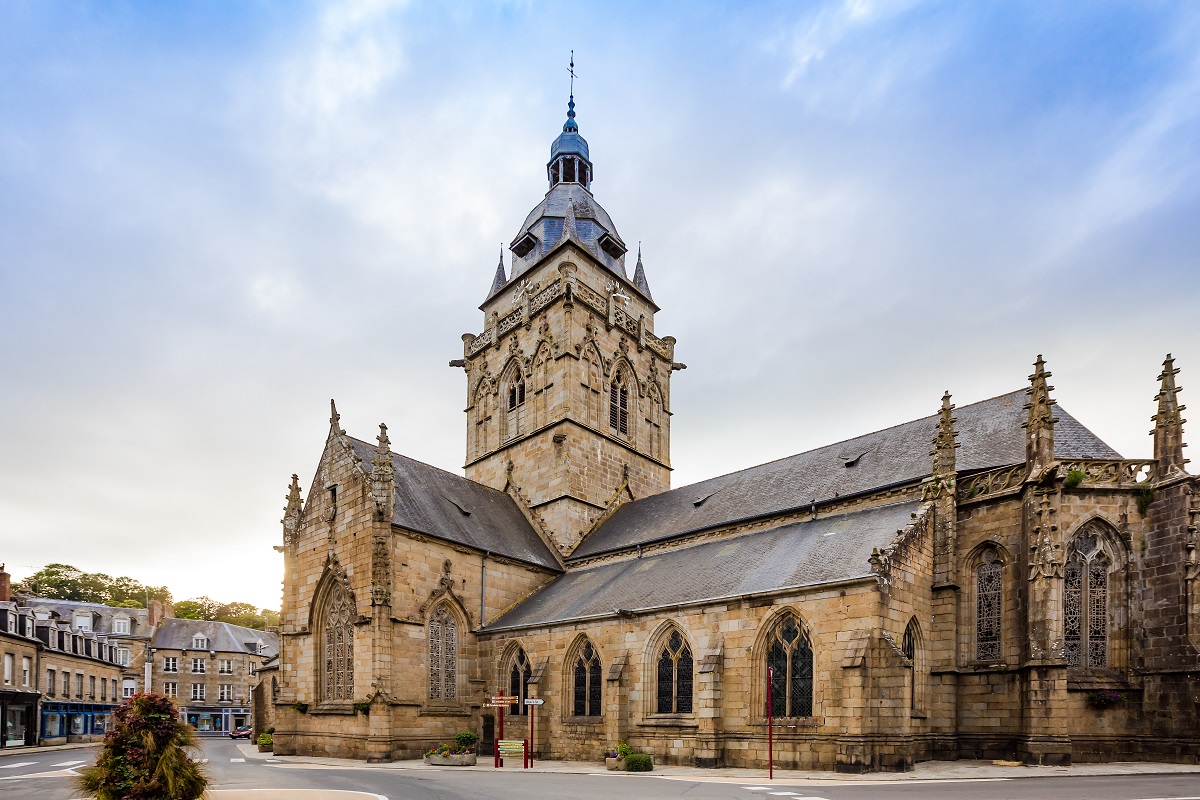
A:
[76, 693, 207, 800]
[15, 563, 172, 606]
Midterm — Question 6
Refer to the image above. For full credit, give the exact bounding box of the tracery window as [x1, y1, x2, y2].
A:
[572, 640, 602, 717]
[504, 372, 526, 442]
[319, 577, 355, 703]
[609, 372, 629, 436]
[902, 618, 925, 711]
[765, 613, 813, 718]
[428, 605, 458, 700]
[656, 629, 693, 714]
[976, 550, 1003, 661]
[1065, 531, 1109, 668]
[508, 647, 532, 716]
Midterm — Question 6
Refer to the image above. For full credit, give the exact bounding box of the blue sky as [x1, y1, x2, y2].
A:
[2, 1, 1198, 609]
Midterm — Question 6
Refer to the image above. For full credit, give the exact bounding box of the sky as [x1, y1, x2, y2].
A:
[2, 1, 1198, 611]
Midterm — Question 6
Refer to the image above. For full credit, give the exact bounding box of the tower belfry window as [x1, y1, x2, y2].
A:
[609, 380, 628, 436]
[505, 374, 526, 442]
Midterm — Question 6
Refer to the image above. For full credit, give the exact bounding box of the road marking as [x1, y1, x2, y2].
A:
[230, 758, 246, 763]
[0, 763, 36, 769]
[51, 760, 86, 767]
[198, 758, 209, 763]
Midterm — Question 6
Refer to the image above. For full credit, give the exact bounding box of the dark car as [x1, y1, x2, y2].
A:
[229, 726, 253, 739]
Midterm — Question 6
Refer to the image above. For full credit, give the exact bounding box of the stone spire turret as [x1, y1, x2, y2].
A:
[1023, 355, 1058, 474]
[329, 398, 345, 436]
[931, 391, 959, 477]
[370, 423, 395, 522]
[1152, 354, 1188, 475]
[282, 474, 303, 548]
[633, 244, 652, 300]
[487, 246, 507, 299]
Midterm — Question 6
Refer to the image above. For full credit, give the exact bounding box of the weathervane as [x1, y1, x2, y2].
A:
[569, 50, 577, 98]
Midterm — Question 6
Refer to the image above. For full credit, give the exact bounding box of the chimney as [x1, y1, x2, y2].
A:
[147, 599, 165, 627]
[0, 564, 10, 603]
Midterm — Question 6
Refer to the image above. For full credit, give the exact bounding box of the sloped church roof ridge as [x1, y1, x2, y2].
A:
[344, 435, 561, 572]
[569, 387, 1122, 560]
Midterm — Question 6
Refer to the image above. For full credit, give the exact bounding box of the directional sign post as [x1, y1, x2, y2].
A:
[488, 696, 519, 767]
[524, 698, 544, 767]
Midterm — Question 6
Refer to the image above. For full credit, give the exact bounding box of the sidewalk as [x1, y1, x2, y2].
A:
[241, 744, 1200, 786]
[0, 742, 100, 758]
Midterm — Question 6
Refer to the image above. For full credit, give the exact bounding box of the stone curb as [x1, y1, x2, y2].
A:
[0, 742, 101, 759]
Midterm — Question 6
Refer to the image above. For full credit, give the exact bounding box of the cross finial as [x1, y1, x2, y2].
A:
[569, 50, 576, 99]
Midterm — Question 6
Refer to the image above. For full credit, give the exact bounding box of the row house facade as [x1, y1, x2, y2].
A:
[148, 618, 278, 734]
[1, 569, 127, 747]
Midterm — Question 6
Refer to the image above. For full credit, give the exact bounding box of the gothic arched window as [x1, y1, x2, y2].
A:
[472, 383, 491, 460]
[765, 613, 813, 718]
[655, 629, 693, 714]
[609, 371, 629, 436]
[504, 371, 526, 442]
[318, 576, 354, 703]
[976, 550, 1003, 661]
[572, 640, 602, 717]
[508, 647, 532, 716]
[1065, 531, 1110, 668]
[902, 618, 926, 712]
[428, 605, 458, 701]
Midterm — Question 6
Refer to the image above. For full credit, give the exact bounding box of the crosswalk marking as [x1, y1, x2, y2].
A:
[0, 762, 36, 769]
[198, 758, 209, 764]
[51, 760, 86, 767]
[230, 758, 245, 763]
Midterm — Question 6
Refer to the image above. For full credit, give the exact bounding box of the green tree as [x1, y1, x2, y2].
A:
[15, 563, 172, 606]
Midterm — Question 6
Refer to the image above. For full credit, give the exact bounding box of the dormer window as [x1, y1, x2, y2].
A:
[193, 636, 208, 649]
[112, 617, 130, 635]
[74, 612, 91, 631]
[597, 232, 626, 260]
[511, 232, 537, 259]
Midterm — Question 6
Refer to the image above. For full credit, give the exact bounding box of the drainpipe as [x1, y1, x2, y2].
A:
[481, 551, 490, 626]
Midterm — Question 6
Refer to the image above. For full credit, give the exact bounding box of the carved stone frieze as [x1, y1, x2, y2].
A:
[1059, 459, 1156, 488]
[958, 464, 1025, 503]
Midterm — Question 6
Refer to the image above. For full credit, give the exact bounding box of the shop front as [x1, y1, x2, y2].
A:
[40, 701, 117, 745]
[182, 706, 250, 735]
[1, 689, 39, 748]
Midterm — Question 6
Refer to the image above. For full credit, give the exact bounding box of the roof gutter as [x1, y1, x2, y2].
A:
[478, 574, 877, 635]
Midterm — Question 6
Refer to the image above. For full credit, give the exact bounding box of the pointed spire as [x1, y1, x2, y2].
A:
[632, 243, 653, 299]
[488, 246, 507, 298]
[931, 391, 959, 476]
[1023, 355, 1058, 471]
[1152, 354, 1188, 474]
[329, 399, 345, 435]
[561, 198, 580, 244]
[282, 474, 303, 548]
[370, 423, 395, 522]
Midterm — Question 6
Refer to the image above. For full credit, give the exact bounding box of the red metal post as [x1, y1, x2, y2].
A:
[529, 704, 535, 767]
[498, 706, 505, 768]
[524, 738, 529, 769]
[767, 666, 774, 780]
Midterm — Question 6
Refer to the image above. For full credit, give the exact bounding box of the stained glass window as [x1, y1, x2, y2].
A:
[976, 551, 1003, 661]
[429, 606, 458, 700]
[320, 577, 354, 702]
[508, 648, 532, 716]
[764, 614, 813, 718]
[1064, 532, 1109, 668]
[572, 640, 602, 717]
[656, 629, 693, 714]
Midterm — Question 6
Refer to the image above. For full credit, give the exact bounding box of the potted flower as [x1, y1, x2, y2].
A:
[257, 732, 274, 753]
[423, 731, 479, 766]
[605, 741, 632, 770]
[1085, 689, 1124, 710]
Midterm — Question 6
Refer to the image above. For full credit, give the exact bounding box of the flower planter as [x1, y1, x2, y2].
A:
[605, 756, 625, 771]
[257, 744, 273, 753]
[424, 753, 477, 766]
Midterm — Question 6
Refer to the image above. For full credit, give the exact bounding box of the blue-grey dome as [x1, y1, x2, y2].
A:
[551, 130, 590, 160]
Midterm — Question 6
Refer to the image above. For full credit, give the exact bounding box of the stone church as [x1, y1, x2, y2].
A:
[271, 95, 1200, 771]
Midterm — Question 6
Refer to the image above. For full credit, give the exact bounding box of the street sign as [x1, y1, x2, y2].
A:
[484, 702, 509, 708]
[490, 695, 519, 704]
[523, 698, 544, 706]
[498, 739, 525, 756]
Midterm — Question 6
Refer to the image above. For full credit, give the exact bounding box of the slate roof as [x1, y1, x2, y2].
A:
[508, 183, 629, 283]
[19, 597, 152, 637]
[571, 390, 1121, 560]
[347, 438, 561, 572]
[485, 501, 920, 631]
[151, 618, 279, 658]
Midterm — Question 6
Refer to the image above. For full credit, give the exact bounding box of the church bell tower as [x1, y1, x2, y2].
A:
[456, 91, 681, 556]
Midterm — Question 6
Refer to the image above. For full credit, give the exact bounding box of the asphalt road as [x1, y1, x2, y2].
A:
[2, 738, 1199, 800]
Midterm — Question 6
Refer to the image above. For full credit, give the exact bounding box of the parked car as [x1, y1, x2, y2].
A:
[229, 726, 253, 740]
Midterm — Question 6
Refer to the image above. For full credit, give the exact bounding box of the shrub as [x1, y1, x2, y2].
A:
[352, 701, 371, 715]
[1137, 486, 1156, 515]
[257, 733, 274, 747]
[453, 730, 479, 750]
[1086, 690, 1124, 710]
[1063, 469, 1086, 490]
[265, 726, 275, 735]
[616, 741, 633, 758]
[75, 693, 208, 800]
[424, 743, 474, 756]
[625, 753, 653, 771]
[290, 702, 309, 714]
